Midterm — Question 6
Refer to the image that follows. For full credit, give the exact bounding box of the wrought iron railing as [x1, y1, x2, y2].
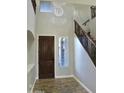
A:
[74, 20, 96, 66]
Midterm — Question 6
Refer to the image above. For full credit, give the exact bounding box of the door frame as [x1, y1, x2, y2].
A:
[36, 35, 56, 79]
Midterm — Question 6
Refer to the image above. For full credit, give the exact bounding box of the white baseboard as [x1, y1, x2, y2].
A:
[31, 78, 37, 93]
[36, 76, 38, 80]
[73, 75, 92, 93]
[55, 75, 73, 78]
[54, 75, 92, 93]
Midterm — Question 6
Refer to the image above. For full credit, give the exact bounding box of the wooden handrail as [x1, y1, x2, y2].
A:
[74, 20, 96, 66]
[74, 20, 96, 46]
[82, 19, 90, 26]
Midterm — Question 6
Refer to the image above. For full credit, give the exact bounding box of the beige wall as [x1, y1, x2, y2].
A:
[88, 17, 96, 38]
[27, 0, 36, 93]
[35, 0, 96, 77]
[27, 31, 36, 93]
[73, 4, 91, 22]
[27, 31, 34, 65]
[27, 0, 36, 36]
[35, 3, 74, 78]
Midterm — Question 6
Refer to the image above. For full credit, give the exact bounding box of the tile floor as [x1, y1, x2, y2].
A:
[33, 77, 88, 93]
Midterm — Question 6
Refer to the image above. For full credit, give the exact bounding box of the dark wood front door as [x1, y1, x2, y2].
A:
[38, 36, 54, 79]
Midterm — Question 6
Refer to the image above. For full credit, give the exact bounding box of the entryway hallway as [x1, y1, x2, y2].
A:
[27, 0, 96, 93]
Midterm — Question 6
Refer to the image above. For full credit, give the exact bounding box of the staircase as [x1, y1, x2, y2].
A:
[74, 20, 96, 66]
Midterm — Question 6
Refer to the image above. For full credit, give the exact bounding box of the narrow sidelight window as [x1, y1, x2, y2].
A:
[59, 37, 69, 68]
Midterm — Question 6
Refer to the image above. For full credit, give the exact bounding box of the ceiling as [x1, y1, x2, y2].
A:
[35, 0, 96, 6]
